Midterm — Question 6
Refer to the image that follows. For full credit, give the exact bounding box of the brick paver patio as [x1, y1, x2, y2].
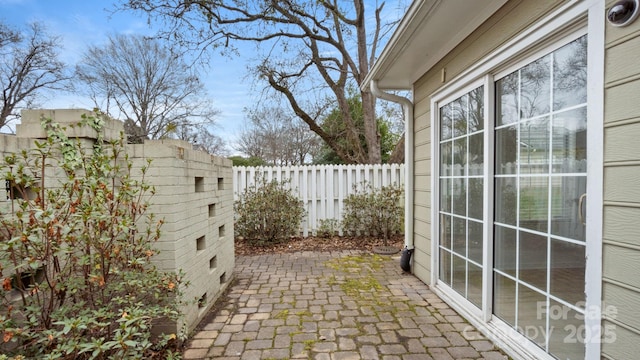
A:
[183, 250, 509, 360]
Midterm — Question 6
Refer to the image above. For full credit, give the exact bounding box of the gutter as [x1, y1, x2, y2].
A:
[370, 80, 415, 270]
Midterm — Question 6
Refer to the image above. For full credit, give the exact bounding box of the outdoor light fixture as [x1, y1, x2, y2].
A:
[607, 0, 640, 27]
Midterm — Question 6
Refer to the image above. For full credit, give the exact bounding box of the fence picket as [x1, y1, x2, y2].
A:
[233, 164, 405, 236]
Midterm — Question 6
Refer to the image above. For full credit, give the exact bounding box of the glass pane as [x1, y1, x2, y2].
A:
[520, 118, 550, 174]
[517, 285, 547, 348]
[453, 137, 467, 176]
[519, 231, 547, 291]
[494, 273, 516, 325]
[550, 240, 585, 306]
[439, 248, 452, 285]
[452, 178, 467, 216]
[550, 176, 586, 241]
[469, 87, 484, 132]
[468, 263, 483, 308]
[552, 108, 587, 174]
[468, 220, 483, 264]
[452, 217, 466, 256]
[520, 55, 551, 119]
[441, 103, 452, 140]
[495, 125, 518, 175]
[495, 225, 516, 276]
[468, 178, 483, 220]
[440, 178, 451, 213]
[519, 176, 548, 233]
[496, 72, 519, 126]
[553, 36, 587, 112]
[452, 96, 467, 137]
[548, 300, 585, 360]
[495, 177, 517, 225]
[440, 141, 452, 176]
[452, 254, 467, 296]
[440, 214, 452, 249]
[468, 133, 484, 176]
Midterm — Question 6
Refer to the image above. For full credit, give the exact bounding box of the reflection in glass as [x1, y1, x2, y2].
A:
[469, 133, 484, 176]
[494, 273, 516, 325]
[495, 126, 517, 175]
[452, 217, 467, 256]
[550, 176, 586, 241]
[468, 178, 483, 220]
[453, 137, 467, 176]
[496, 72, 519, 126]
[519, 176, 548, 232]
[520, 56, 550, 119]
[495, 177, 517, 226]
[440, 178, 451, 213]
[453, 254, 466, 296]
[552, 108, 587, 174]
[495, 226, 516, 276]
[440, 142, 452, 176]
[519, 118, 549, 174]
[519, 231, 547, 291]
[517, 285, 547, 347]
[440, 214, 452, 249]
[548, 300, 585, 360]
[468, 220, 483, 264]
[468, 263, 483, 308]
[550, 239, 585, 306]
[441, 103, 452, 140]
[453, 96, 467, 137]
[440, 248, 451, 284]
[553, 36, 587, 111]
[469, 87, 484, 132]
[452, 178, 467, 216]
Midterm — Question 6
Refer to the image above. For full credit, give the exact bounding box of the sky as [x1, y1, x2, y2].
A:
[0, 0, 410, 155]
[0, 0, 253, 153]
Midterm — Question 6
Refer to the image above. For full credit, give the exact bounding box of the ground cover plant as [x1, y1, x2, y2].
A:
[0, 113, 184, 359]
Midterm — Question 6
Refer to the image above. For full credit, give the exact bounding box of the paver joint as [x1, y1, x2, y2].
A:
[183, 251, 509, 360]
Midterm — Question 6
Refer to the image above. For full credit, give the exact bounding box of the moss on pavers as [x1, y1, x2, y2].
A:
[182, 252, 512, 360]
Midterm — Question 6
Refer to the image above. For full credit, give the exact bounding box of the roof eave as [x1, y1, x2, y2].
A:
[364, 0, 509, 91]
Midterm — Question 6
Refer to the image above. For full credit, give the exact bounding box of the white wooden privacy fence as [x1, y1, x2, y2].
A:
[233, 164, 405, 236]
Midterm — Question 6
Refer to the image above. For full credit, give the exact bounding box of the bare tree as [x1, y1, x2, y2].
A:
[0, 21, 70, 132]
[76, 34, 218, 142]
[120, 0, 408, 164]
[236, 106, 322, 165]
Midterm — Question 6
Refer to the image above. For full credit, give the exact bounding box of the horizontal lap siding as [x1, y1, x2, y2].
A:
[603, 0, 640, 356]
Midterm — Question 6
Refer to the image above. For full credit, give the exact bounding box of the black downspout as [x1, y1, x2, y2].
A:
[400, 246, 413, 273]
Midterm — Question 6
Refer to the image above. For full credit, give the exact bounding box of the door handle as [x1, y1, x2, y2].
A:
[578, 193, 587, 226]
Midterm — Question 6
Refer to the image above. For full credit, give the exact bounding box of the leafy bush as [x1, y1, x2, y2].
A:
[234, 175, 306, 245]
[342, 182, 404, 243]
[316, 218, 340, 238]
[0, 114, 184, 359]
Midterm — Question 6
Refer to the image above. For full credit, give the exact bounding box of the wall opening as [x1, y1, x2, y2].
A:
[196, 236, 206, 251]
[195, 177, 204, 192]
[220, 272, 227, 284]
[217, 177, 224, 190]
[209, 256, 217, 270]
[218, 225, 226, 238]
[208, 203, 216, 217]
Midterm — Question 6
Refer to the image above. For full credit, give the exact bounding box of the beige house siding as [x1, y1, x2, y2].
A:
[602, 0, 640, 356]
[410, 0, 566, 286]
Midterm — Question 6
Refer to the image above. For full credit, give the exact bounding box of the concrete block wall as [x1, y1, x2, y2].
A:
[127, 140, 234, 333]
[0, 109, 234, 334]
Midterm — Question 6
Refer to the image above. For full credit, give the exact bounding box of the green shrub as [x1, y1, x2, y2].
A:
[316, 218, 340, 238]
[341, 182, 404, 243]
[234, 175, 306, 245]
[0, 113, 184, 359]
